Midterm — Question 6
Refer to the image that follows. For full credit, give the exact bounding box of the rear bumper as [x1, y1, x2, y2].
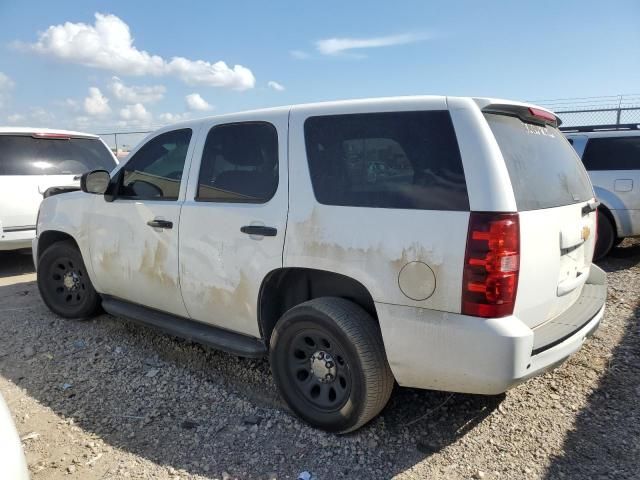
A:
[0, 228, 35, 251]
[377, 264, 607, 394]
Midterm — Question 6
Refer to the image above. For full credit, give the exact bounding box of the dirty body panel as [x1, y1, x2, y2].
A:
[286, 98, 470, 313]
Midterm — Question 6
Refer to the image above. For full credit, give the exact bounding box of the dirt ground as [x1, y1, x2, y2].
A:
[0, 241, 638, 480]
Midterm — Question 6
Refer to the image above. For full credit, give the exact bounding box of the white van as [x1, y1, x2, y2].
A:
[33, 97, 606, 432]
[0, 128, 117, 250]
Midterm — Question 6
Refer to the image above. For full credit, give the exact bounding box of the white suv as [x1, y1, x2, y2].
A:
[34, 97, 606, 432]
[564, 126, 640, 258]
[0, 128, 117, 251]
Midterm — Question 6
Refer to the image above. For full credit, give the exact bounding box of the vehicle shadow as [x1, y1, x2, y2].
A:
[0, 271, 501, 479]
[543, 302, 639, 479]
[597, 239, 640, 272]
[0, 251, 35, 278]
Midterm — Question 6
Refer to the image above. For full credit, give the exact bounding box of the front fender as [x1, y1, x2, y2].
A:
[36, 192, 98, 285]
[594, 186, 632, 237]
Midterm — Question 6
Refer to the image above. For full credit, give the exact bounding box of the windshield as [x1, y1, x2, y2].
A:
[0, 135, 116, 175]
[485, 113, 594, 210]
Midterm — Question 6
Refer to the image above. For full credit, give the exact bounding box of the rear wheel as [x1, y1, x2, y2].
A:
[269, 297, 394, 433]
[594, 211, 615, 260]
[37, 240, 101, 319]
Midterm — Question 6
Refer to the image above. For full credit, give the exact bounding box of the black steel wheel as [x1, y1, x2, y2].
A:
[270, 297, 394, 433]
[37, 240, 101, 319]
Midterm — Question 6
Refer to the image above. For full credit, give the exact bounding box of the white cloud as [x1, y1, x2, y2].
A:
[84, 87, 111, 116]
[185, 93, 213, 111]
[167, 58, 255, 90]
[7, 113, 25, 124]
[267, 80, 285, 92]
[158, 112, 190, 124]
[119, 103, 152, 125]
[316, 32, 429, 56]
[6, 108, 55, 126]
[0, 72, 15, 108]
[21, 13, 256, 90]
[109, 76, 165, 103]
[290, 50, 310, 60]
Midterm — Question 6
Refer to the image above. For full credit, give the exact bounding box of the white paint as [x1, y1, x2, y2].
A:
[34, 95, 605, 397]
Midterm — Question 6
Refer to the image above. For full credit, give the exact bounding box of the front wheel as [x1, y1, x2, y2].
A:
[269, 297, 394, 433]
[37, 240, 101, 319]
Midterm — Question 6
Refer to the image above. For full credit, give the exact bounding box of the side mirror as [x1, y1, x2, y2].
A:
[80, 170, 110, 195]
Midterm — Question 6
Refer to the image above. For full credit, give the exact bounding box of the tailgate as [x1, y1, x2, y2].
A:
[483, 107, 597, 329]
[518, 202, 597, 328]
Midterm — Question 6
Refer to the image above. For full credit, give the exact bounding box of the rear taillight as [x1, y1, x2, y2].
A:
[462, 212, 520, 318]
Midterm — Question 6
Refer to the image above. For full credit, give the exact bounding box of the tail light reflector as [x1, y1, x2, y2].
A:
[462, 212, 520, 318]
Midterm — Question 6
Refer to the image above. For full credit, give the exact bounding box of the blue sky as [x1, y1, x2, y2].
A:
[0, 0, 639, 134]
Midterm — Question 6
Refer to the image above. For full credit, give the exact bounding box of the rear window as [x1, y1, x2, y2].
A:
[485, 114, 593, 210]
[304, 111, 469, 211]
[0, 135, 116, 175]
[582, 136, 640, 170]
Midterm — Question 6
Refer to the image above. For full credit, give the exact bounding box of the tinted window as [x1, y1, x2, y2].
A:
[304, 111, 468, 210]
[485, 114, 593, 210]
[0, 135, 116, 175]
[118, 129, 192, 200]
[582, 136, 640, 170]
[197, 122, 278, 203]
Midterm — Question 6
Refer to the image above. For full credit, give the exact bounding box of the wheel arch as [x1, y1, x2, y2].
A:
[258, 267, 378, 345]
[37, 230, 79, 261]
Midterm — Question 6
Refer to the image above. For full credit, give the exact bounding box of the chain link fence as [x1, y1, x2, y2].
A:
[98, 130, 151, 159]
[532, 94, 640, 128]
[95, 95, 640, 156]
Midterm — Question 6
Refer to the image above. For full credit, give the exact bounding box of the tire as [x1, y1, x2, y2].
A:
[269, 297, 394, 433]
[594, 211, 615, 261]
[37, 240, 101, 319]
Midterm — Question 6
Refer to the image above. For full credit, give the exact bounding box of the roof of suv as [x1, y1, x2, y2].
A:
[159, 95, 555, 131]
[0, 127, 99, 138]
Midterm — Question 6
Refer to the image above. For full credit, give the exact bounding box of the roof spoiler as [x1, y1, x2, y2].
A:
[482, 103, 561, 128]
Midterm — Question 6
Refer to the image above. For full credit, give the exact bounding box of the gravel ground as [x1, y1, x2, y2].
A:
[0, 241, 638, 480]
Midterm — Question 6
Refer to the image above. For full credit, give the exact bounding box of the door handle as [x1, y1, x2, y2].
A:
[240, 225, 277, 237]
[147, 219, 173, 229]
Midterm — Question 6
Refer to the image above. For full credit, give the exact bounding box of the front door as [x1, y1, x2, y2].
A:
[179, 115, 288, 337]
[88, 127, 197, 317]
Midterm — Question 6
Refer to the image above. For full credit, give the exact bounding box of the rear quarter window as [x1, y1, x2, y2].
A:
[0, 135, 116, 175]
[582, 136, 640, 170]
[304, 110, 469, 211]
[485, 114, 593, 211]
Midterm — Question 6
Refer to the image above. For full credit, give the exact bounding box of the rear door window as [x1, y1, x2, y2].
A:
[0, 135, 116, 175]
[485, 114, 593, 210]
[304, 111, 469, 211]
[582, 136, 640, 170]
[196, 122, 278, 203]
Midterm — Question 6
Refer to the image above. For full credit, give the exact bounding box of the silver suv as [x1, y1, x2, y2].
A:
[564, 125, 640, 258]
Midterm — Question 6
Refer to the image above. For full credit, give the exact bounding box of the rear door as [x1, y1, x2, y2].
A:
[0, 134, 116, 230]
[178, 114, 288, 338]
[484, 112, 597, 328]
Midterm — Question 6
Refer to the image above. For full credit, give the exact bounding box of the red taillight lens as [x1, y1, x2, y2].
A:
[462, 212, 520, 318]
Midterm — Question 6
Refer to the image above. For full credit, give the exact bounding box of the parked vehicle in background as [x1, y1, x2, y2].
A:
[0, 392, 29, 480]
[0, 128, 117, 251]
[564, 124, 640, 259]
[34, 96, 606, 433]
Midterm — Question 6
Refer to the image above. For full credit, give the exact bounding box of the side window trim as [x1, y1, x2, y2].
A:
[194, 121, 279, 204]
